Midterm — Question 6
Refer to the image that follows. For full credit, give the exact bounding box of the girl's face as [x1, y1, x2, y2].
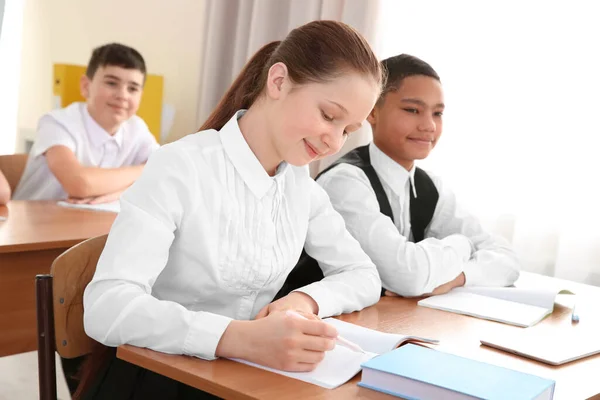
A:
[266, 64, 380, 167]
[369, 75, 445, 171]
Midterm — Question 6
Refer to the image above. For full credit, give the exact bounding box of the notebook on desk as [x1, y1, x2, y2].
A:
[230, 318, 438, 389]
[481, 328, 600, 366]
[57, 200, 120, 213]
[417, 286, 574, 327]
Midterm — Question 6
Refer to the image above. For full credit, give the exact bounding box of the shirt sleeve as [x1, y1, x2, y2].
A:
[31, 116, 77, 158]
[426, 175, 521, 287]
[131, 119, 160, 165]
[294, 178, 381, 318]
[83, 144, 232, 360]
[318, 164, 473, 297]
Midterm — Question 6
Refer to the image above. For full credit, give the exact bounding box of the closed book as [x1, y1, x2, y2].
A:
[359, 344, 555, 400]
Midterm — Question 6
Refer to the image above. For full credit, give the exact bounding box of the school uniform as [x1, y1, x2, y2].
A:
[81, 110, 381, 399]
[317, 142, 520, 297]
[13, 102, 159, 200]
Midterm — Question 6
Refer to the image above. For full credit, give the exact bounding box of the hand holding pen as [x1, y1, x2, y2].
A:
[286, 310, 366, 353]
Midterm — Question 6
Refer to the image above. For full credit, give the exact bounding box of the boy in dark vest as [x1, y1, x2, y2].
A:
[278, 54, 520, 299]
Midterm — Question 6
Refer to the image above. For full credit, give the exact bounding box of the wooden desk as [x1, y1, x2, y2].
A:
[0, 201, 115, 356]
[118, 272, 600, 399]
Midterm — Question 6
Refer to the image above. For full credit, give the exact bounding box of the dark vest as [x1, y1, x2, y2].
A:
[275, 145, 439, 299]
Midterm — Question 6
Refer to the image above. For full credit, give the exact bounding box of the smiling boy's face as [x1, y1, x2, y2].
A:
[368, 75, 445, 171]
[80, 65, 145, 134]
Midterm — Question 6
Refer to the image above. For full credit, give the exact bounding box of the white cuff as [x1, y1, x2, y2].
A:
[442, 234, 473, 261]
[183, 312, 233, 360]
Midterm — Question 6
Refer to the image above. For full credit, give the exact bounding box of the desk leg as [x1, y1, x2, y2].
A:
[0, 248, 67, 357]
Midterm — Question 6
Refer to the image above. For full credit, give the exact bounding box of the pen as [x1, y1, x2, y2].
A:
[285, 310, 366, 353]
[571, 304, 580, 323]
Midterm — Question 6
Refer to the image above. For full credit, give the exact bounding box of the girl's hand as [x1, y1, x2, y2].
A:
[216, 311, 337, 371]
[255, 292, 319, 320]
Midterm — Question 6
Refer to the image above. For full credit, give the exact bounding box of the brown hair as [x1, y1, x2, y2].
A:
[86, 43, 146, 80]
[199, 20, 385, 131]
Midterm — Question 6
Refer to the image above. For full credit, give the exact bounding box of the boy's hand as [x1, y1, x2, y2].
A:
[384, 272, 466, 298]
[67, 189, 124, 205]
[429, 272, 466, 295]
[255, 292, 319, 320]
[88, 189, 124, 204]
[66, 196, 94, 204]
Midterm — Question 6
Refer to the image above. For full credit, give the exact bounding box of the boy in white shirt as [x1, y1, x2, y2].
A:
[13, 43, 158, 203]
[317, 54, 521, 297]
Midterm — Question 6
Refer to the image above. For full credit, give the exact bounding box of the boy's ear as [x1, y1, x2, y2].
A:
[367, 105, 378, 125]
[80, 75, 91, 99]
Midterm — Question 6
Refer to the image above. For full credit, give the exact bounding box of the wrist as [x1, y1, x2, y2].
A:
[455, 272, 466, 287]
[291, 291, 319, 314]
[215, 320, 251, 359]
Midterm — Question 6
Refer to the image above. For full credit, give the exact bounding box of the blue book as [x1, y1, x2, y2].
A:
[359, 344, 555, 400]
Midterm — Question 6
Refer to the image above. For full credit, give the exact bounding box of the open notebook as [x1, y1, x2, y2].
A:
[481, 328, 600, 366]
[57, 200, 120, 213]
[418, 286, 574, 327]
[230, 318, 438, 389]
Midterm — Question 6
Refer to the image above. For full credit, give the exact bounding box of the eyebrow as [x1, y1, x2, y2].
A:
[327, 100, 348, 114]
[401, 98, 445, 109]
[326, 99, 362, 130]
[103, 74, 142, 87]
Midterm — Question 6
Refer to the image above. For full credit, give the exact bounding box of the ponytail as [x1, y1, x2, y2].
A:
[198, 41, 281, 131]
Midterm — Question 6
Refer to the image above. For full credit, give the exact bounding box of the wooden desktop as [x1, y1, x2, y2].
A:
[0, 201, 115, 356]
[118, 272, 600, 399]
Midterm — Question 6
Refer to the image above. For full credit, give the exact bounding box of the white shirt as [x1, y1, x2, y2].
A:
[13, 102, 159, 200]
[317, 143, 520, 297]
[83, 111, 381, 361]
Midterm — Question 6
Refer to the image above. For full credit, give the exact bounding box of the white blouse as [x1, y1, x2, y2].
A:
[83, 111, 381, 360]
[317, 143, 520, 297]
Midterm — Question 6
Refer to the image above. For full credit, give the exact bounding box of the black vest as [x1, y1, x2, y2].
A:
[274, 145, 439, 299]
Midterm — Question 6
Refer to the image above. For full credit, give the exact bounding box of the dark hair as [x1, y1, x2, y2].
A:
[85, 43, 146, 80]
[378, 54, 440, 104]
[199, 20, 385, 131]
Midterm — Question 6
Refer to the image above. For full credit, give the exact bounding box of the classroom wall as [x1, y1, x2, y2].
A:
[17, 0, 207, 150]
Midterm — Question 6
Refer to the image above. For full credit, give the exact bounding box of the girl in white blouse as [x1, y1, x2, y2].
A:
[77, 21, 385, 400]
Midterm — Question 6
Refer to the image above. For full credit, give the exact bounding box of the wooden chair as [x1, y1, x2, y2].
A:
[0, 153, 28, 193]
[36, 234, 108, 400]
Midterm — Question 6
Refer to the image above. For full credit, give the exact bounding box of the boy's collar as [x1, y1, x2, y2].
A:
[82, 104, 123, 149]
[369, 142, 417, 198]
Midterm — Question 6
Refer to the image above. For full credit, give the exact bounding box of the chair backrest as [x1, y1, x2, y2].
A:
[51, 234, 108, 358]
[0, 153, 28, 193]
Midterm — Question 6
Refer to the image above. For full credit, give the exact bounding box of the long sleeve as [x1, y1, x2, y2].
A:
[426, 175, 521, 287]
[295, 179, 381, 317]
[83, 144, 232, 360]
[318, 164, 475, 297]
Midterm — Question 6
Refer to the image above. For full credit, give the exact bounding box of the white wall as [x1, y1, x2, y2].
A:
[17, 0, 207, 151]
[0, 0, 24, 154]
